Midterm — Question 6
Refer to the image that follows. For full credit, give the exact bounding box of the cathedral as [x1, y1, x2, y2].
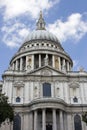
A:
[0, 11, 87, 130]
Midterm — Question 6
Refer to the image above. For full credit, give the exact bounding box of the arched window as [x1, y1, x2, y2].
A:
[16, 97, 21, 102]
[74, 114, 82, 130]
[73, 97, 78, 102]
[13, 114, 21, 130]
[43, 83, 51, 97]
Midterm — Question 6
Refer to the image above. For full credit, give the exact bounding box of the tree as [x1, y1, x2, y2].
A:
[0, 93, 14, 126]
[82, 112, 87, 125]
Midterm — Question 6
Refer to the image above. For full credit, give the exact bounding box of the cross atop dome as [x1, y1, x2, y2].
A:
[36, 11, 46, 30]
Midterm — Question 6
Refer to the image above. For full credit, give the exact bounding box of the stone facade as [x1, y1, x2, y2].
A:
[1, 11, 87, 130]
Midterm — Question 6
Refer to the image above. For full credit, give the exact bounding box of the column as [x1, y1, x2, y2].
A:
[62, 59, 66, 71]
[26, 56, 28, 70]
[34, 110, 38, 130]
[52, 55, 55, 68]
[15, 60, 18, 70]
[53, 109, 57, 130]
[42, 109, 46, 130]
[29, 112, 33, 130]
[12, 63, 15, 70]
[64, 112, 68, 130]
[32, 54, 34, 69]
[59, 110, 63, 130]
[20, 57, 23, 71]
[58, 57, 61, 70]
[67, 61, 69, 71]
[39, 54, 41, 67]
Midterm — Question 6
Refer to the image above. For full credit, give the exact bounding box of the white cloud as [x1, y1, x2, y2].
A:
[0, 0, 59, 20]
[1, 11, 87, 48]
[18, 29, 29, 37]
[73, 60, 79, 70]
[0, 0, 60, 48]
[1, 22, 30, 48]
[48, 13, 87, 43]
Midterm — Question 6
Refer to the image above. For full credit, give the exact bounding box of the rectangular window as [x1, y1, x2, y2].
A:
[43, 83, 51, 97]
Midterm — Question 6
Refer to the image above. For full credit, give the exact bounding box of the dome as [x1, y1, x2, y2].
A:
[24, 30, 60, 43]
[20, 28, 64, 53]
[10, 11, 73, 72]
[22, 11, 63, 50]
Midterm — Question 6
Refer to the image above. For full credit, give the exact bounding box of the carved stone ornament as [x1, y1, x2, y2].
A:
[13, 81, 24, 88]
[69, 82, 80, 88]
[41, 69, 52, 76]
[34, 86, 38, 97]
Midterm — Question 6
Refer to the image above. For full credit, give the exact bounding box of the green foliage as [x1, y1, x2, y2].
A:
[82, 112, 87, 124]
[0, 93, 14, 125]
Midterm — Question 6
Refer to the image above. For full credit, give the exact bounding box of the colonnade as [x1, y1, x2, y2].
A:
[11, 54, 71, 72]
[29, 108, 67, 130]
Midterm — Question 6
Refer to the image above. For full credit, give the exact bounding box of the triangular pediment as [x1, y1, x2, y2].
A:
[27, 66, 66, 76]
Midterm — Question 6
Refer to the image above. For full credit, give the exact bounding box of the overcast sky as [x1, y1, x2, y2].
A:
[0, 0, 87, 80]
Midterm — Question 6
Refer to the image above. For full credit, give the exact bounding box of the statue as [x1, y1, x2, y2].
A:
[44, 54, 48, 65]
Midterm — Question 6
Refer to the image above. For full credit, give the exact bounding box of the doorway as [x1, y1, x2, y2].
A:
[46, 124, 52, 130]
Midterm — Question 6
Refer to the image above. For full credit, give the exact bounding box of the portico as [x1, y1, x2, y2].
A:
[30, 108, 66, 130]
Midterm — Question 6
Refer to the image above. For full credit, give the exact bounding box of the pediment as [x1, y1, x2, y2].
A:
[69, 82, 80, 88]
[13, 81, 24, 87]
[28, 66, 66, 76]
